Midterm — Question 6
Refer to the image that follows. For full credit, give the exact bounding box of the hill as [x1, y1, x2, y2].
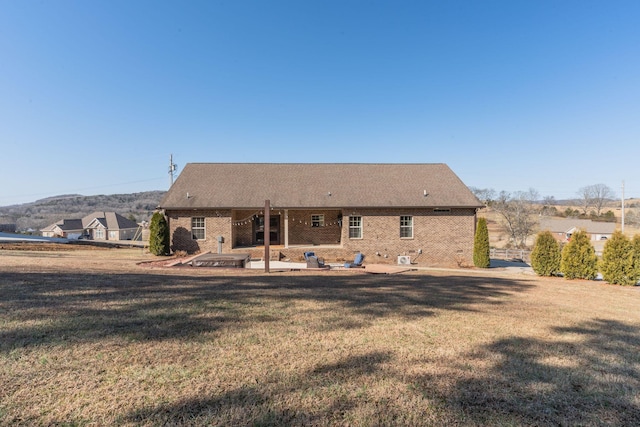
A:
[0, 191, 166, 233]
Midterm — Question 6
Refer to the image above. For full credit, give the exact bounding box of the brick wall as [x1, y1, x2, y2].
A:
[166, 207, 477, 268]
[337, 208, 476, 268]
[287, 209, 342, 245]
[232, 209, 262, 247]
[166, 209, 232, 254]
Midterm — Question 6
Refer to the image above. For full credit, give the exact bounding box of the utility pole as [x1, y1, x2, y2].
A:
[621, 181, 625, 234]
[169, 154, 177, 187]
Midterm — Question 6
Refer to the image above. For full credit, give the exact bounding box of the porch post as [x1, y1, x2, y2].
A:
[264, 200, 270, 273]
[284, 209, 289, 248]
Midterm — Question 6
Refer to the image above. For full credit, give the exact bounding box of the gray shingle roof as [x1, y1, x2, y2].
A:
[42, 212, 138, 233]
[82, 212, 139, 230]
[159, 163, 483, 209]
[42, 219, 84, 232]
[539, 218, 616, 234]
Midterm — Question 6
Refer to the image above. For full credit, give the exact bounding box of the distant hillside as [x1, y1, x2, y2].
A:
[0, 191, 166, 232]
[34, 194, 84, 203]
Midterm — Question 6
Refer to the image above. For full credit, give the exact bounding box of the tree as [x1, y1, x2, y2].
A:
[473, 217, 491, 268]
[531, 231, 561, 276]
[577, 184, 614, 216]
[600, 231, 636, 285]
[560, 229, 598, 280]
[624, 210, 640, 227]
[149, 211, 170, 256]
[540, 196, 558, 216]
[632, 235, 640, 284]
[469, 187, 496, 207]
[491, 189, 539, 248]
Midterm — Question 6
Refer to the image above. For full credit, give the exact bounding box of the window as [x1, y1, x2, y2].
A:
[400, 216, 413, 238]
[311, 214, 324, 227]
[95, 228, 104, 239]
[349, 216, 362, 239]
[192, 217, 205, 240]
[109, 231, 117, 240]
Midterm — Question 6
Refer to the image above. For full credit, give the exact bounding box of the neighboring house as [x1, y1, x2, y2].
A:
[539, 218, 616, 243]
[158, 163, 484, 268]
[41, 212, 140, 240]
[41, 219, 84, 238]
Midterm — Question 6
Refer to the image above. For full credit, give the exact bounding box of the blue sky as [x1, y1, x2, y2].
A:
[1, 0, 639, 206]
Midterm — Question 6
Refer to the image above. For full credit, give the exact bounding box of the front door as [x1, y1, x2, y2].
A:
[254, 215, 280, 245]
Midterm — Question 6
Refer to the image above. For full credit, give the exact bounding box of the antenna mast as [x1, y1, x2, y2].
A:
[169, 154, 178, 187]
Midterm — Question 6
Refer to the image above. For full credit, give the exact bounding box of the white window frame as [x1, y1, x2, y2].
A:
[192, 217, 205, 240]
[311, 214, 325, 227]
[95, 228, 104, 239]
[349, 216, 362, 239]
[108, 230, 118, 240]
[400, 216, 413, 239]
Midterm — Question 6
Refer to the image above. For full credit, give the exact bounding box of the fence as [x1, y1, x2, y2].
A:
[490, 248, 531, 262]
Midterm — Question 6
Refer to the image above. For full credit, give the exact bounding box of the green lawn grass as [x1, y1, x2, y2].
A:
[1, 248, 639, 426]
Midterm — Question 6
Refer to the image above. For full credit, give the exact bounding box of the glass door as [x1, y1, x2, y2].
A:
[253, 215, 280, 245]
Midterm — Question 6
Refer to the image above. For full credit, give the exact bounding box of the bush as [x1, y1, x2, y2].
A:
[632, 235, 640, 284]
[600, 231, 636, 285]
[531, 231, 561, 276]
[473, 217, 490, 268]
[149, 211, 170, 256]
[560, 229, 598, 280]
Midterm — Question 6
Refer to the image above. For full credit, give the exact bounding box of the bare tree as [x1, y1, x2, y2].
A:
[469, 187, 496, 207]
[577, 184, 614, 216]
[576, 186, 594, 215]
[492, 189, 540, 248]
[591, 183, 615, 216]
[540, 195, 557, 216]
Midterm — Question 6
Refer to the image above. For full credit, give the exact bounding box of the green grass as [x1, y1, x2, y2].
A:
[1, 248, 640, 425]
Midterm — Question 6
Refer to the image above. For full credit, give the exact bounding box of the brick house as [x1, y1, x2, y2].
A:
[41, 212, 139, 240]
[158, 163, 483, 267]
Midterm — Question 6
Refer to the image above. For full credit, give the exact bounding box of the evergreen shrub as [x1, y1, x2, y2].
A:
[560, 229, 598, 280]
[149, 211, 170, 256]
[473, 217, 491, 268]
[600, 231, 635, 285]
[531, 231, 561, 276]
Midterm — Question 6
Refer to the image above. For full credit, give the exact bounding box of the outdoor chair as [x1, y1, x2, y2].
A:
[344, 252, 365, 268]
[306, 255, 328, 269]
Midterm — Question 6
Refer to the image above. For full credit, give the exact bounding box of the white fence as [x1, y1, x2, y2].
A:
[490, 248, 531, 262]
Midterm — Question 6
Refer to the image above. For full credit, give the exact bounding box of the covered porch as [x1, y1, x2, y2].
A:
[231, 208, 345, 249]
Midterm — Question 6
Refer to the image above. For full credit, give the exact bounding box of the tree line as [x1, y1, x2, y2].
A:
[0, 191, 166, 232]
[470, 183, 633, 249]
[471, 183, 640, 285]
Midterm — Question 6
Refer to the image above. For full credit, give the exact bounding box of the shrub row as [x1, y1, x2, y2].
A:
[531, 229, 640, 285]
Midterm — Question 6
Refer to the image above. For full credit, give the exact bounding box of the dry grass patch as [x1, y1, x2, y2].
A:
[1, 248, 640, 425]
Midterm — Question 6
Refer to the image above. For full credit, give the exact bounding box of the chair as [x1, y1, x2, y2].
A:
[344, 252, 365, 268]
[306, 255, 328, 269]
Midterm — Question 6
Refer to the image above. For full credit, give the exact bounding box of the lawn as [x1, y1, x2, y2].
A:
[1, 246, 639, 426]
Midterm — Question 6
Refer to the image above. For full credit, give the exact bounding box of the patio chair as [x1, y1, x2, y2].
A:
[344, 252, 365, 268]
[306, 255, 328, 269]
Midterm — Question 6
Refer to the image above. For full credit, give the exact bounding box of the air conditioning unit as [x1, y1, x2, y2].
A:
[397, 256, 411, 265]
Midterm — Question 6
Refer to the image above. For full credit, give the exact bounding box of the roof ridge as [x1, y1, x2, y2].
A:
[186, 162, 447, 166]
